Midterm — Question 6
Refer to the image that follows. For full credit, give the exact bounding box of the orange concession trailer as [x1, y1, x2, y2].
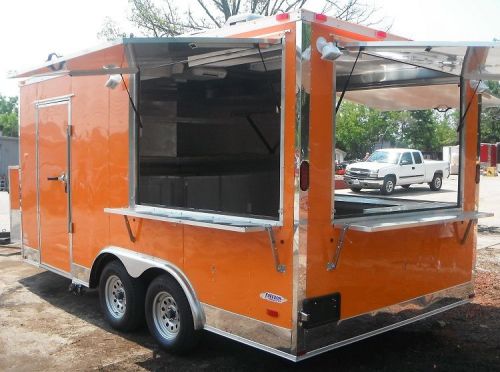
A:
[11, 10, 499, 360]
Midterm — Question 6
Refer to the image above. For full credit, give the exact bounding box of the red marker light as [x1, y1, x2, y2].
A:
[266, 309, 279, 317]
[300, 161, 310, 191]
[376, 30, 387, 39]
[315, 13, 327, 22]
[276, 13, 289, 21]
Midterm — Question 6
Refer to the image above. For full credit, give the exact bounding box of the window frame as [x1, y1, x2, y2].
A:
[129, 40, 287, 225]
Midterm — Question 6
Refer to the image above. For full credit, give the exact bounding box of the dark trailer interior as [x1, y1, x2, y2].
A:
[129, 39, 283, 220]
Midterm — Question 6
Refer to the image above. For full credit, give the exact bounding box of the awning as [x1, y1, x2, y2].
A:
[10, 37, 282, 79]
[336, 41, 500, 110]
[341, 41, 500, 80]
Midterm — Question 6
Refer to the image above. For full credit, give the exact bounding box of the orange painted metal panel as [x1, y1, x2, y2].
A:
[19, 84, 39, 249]
[8, 168, 20, 210]
[70, 75, 112, 268]
[183, 226, 293, 328]
[38, 103, 70, 272]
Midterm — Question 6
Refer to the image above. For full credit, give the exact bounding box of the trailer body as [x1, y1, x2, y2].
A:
[12, 10, 499, 360]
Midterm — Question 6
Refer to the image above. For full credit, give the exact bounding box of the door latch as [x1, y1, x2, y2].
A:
[47, 172, 68, 192]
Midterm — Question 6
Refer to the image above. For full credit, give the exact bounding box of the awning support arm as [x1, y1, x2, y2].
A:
[336, 48, 362, 113]
[456, 79, 481, 133]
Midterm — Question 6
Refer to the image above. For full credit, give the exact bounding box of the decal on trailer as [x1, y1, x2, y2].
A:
[260, 292, 287, 304]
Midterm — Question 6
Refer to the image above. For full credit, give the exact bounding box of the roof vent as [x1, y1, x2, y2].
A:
[224, 13, 264, 27]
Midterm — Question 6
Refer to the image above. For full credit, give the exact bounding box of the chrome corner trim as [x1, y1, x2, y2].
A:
[94, 246, 206, 329]
[203, 303, 293, 357]
[291, 19, 312, 355]
[22, 245, 40, 264]
[298, 281, 473, 360]
[71, 263, 91, 286]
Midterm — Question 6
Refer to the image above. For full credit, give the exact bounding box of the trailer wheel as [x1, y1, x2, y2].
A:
[145, 274, 201, 354]
[380, 175, 396, 195]
[99, 260, 145, 331]
[429, 174, 443, 191]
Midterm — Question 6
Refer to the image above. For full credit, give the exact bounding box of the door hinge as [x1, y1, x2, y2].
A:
[67, 125, 73, 136]
[69, 222, 74, 234]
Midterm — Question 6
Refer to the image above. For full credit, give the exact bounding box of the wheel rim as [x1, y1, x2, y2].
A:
[386, 180, 394, 193]
[153, 291, 180, 340]
[105, 275, 127, 319]
[434, 177, 442, 188]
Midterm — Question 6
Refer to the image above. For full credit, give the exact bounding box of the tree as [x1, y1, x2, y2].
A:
[481, 80, 500, 143]
[99, 0, 387, 39]
[0, 95, 18, 137]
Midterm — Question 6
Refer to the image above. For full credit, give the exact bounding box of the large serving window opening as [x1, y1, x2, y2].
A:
[135, 40, 283, 220]
[332, 46, 493, 220]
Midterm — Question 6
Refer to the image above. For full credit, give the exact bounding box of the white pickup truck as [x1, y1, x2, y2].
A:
[344, 148, 450, 195]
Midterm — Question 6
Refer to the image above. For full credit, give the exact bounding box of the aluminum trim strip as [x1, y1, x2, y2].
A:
[203, 303, 292, 354]
[297, 299, 470, 361]
[204, 326, 297, 362]
[334, 209, 493, 232]
[71, 263, 91, 286]
[39, 263, 72, 279]
[104, 207, 281, 232]
[22, 245, 40, 264]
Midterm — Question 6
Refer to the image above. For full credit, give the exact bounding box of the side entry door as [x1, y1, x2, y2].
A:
[398, 151, 416, 184]
[36, 98, 72, 274]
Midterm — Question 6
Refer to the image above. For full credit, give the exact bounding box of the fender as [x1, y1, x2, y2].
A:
[92, 246, 206, 330]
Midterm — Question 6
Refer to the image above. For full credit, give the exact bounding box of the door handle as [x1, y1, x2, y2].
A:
[47, 172, 68, 193]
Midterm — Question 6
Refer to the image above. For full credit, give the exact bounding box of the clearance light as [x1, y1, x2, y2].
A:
[266, 309, 279, 317]
[300, 161, 310, 191]
[276, 13, 289, 21]
[315, 13, 327, 22]
[376, 30, 387, 39]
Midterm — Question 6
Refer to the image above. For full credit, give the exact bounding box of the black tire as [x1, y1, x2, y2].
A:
[145, 274, 201, 354]
[350, 187, 362, 192]
[99, 260, 145, 331]
[380, 175, 396, 195]
[429, 174, 443, 191]
[401, 185, 411, 189]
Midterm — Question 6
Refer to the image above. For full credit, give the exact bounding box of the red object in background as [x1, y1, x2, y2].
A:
[480, 143, 497, 167]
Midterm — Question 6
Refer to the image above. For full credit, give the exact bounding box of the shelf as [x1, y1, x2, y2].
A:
[104, 206, 281, 233]
[334, 210, 493, 233]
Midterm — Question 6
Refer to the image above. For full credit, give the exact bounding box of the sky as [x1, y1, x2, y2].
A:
[0, 0, 499, 97]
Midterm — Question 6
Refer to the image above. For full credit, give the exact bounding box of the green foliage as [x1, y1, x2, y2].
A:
[481, 81, 500, 143]
[336, 101, 458, 159]
[0, 95, 18, 137]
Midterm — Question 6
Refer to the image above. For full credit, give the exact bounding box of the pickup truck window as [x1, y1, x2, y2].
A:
[412, 152, 423, 164]
[367, 151, 400, 164]
[400, 152, 413, 165]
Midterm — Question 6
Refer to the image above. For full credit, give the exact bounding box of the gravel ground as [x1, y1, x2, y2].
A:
[0, 236, 499, 372]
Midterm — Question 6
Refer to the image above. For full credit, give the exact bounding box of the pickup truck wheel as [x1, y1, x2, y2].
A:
[380, 176, 396, 195]
[350, 187, 362, 192]
[99, 260, 145, 331]
[429, 174, 443, 191]
[145, 274, 201, 354]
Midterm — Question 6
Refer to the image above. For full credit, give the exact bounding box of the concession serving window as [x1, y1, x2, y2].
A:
[109, 37, 286, 229]
[332, 41, 500, 229]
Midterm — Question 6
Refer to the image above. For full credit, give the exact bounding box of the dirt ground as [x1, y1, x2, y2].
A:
[0, 236, 499, 372]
